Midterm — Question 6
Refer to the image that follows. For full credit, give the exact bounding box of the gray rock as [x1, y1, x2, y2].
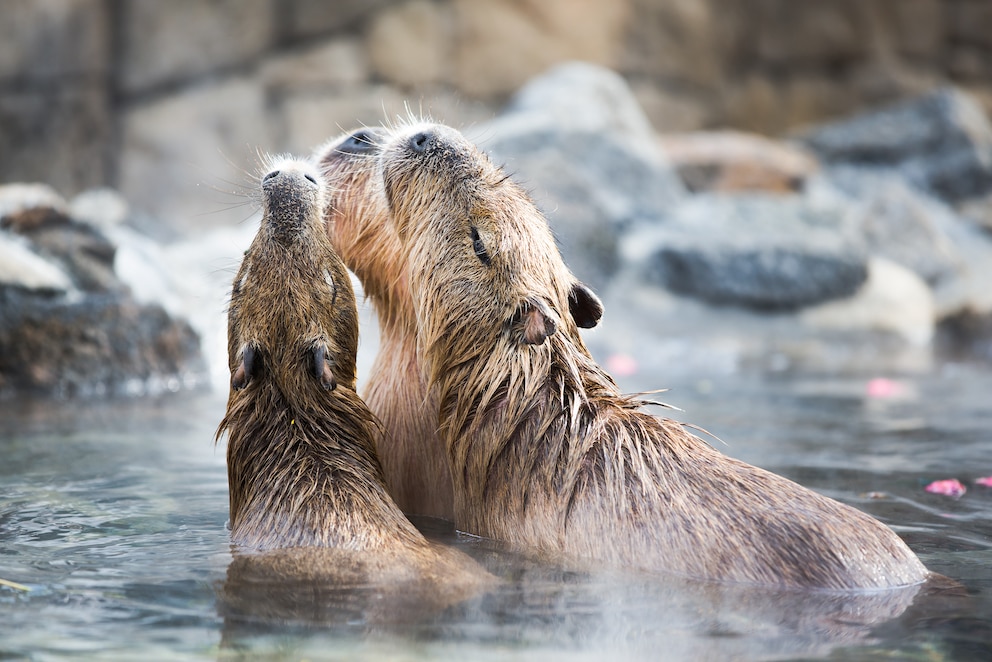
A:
[0, 184, 205, 398]
[472, 62, 686, 290]
[800, 88, 992, 202]
[0, 292, 203, 398]
[624, 194, 868, 311]
[813, 169, 962, 285]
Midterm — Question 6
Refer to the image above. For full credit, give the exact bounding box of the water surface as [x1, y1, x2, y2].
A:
[2, 364, 991, 660]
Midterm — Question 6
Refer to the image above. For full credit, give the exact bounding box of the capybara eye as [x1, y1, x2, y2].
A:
[470, 226, 491, 266]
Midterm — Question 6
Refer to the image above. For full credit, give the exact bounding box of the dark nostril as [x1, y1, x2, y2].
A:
[338, 130, 376, 155]
[304, 173, 317, 184]
[263, 170, 279, 182]
[409, 131, 432, 154]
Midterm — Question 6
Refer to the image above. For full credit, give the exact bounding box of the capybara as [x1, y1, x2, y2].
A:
[316, 129, 453, 519]
[214, 155, 488, 594]
[324, 121, 930, 590]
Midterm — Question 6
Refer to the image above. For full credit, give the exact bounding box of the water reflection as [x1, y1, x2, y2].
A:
[1, 367, 991, 659]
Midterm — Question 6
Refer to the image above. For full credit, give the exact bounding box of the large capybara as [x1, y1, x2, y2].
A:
[321, 121, 931, 590]
[316, 129, 453, 520]
[214, 155, 488, 600]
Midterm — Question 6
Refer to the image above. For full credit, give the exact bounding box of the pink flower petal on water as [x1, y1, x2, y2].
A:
[866, 377, 903, 398]
[925, 479, 966, 498]
[975, 476, 992, 488]
[606, 353, 638, 377]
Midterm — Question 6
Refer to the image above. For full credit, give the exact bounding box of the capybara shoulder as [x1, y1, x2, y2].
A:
[214, 155, 489, 592]
[368, 122, 929, 590]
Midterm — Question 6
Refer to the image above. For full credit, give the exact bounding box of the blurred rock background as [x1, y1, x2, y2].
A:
[3, 0, 991, 232]
[2, 0, 992, 396]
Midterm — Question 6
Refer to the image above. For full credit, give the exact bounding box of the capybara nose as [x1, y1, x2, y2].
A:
[263, 169, 280, 181]
[338, 130, 378, 155]
[409, 130, 434, 154]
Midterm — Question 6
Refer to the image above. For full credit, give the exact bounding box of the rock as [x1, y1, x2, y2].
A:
[0, 293, 203, 398]
[800, 88, 992, 202]
[472, 62, 685, 290]
[1, 185, 119, 294]
[0, 232, 73, 294]
[957, 194, 992, 235]
[70, 188, 130, 231]
[117, 0, 274, 95]
[277, 0, 393, 41]
[0, 184, 205, 398]
[814, 169, 962, 285]
[0, 0, 111, 79]
[0, 84, 113, 195]
[624, 193, 868, 311]
[260, 38, 369, 90]
[800, 257, 935, 347]
[452, 0, 629, 99]
[118, 76, 276, 235]
[367, 0, 451, 88]
[497, 61, 657, 140]
[658, 131, 819, 193]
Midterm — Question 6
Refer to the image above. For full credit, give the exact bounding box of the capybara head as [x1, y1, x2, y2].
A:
[376, 123, 603, 358]
[314, 127, 419, 330]
[225, 155, 359, 405]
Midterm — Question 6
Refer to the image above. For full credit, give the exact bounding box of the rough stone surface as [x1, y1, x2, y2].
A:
[817, 169, 962, 285]
[118, 76, 276, 234]
[801, 88, 992, 201]
[476, 63, 685, 289]
[801, 257, 935, 346]
[626, 194, 868, 311]
[659, 131, 819, 193]
[452, 0, 629, 99]
[117, 0, 274, 95]
[368, 0, 450, 88]
[0, 186, 205, 398]
[260, 38, 369, 90]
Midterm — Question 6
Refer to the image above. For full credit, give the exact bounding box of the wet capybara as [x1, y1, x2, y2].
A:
[325, 120, 930, 590]
[316, 129, 453, 520]
[214, 155, 488, 595]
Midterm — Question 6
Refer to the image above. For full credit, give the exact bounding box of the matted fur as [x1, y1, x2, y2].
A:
[214, 156, 488, 591]
[316, 125, 453, 519]
[359, 122, 928, 589]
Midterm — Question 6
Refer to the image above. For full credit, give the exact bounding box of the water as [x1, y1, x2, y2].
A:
[2, 363, 991, 660]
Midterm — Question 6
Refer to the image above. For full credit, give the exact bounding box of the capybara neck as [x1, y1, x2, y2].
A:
[216, 156, 422, 552]
[316, 128, 454, 519]
[377, 122, 929, 590]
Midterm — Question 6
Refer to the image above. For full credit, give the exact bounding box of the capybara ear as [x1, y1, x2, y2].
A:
[569, 282, 604, 329]
[232, 345, 257, 390]
[515, 298, 560, 345]
[311, 345, 337, 391]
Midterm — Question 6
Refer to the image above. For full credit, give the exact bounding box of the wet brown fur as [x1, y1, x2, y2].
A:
[339, 121, 930, 590]
[214, 156, 487, 591]
[316, 129, 454, 519]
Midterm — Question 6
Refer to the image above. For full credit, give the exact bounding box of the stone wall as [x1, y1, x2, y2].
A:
[2, 0, 990, 233]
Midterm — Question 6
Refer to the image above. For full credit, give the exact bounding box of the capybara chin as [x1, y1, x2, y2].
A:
[213, 155, 487, 593]
[315, 129, 454, 520]
[371, 122, 930, 590]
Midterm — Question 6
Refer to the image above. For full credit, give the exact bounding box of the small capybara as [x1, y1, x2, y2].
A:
[214, 155, 488, 594]
[321, 121, 931, 590]
[316, 129, 453, 520]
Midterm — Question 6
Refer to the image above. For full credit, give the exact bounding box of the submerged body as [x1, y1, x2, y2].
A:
[321, 121, 930, 590]
[214, 156, 486, 593]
